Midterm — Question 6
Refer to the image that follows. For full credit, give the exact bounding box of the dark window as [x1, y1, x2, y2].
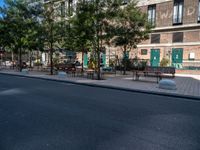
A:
[151, 34, 160, 44]
[173, 0, 184, 25]
[173, 32, 183, 43]
[61, 2, 65, 17]
[122, 0, 128, 5]
[148, 5, 156, 26]
[141, 49, 148, 55]
[67, 0, 73, 16]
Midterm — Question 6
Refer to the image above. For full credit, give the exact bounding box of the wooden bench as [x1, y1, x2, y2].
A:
[133, 70, 162, 83]
[145, 66, 175, 78]
[133, 66, 175, 83]
[67, 68, 76, 77]
[86, 69, 95, 79]
[102, 67, 116, 75]
[75, 67, 83, 77]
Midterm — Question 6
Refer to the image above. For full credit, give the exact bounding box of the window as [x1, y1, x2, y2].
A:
[198, 0, 200, 22]
[122, 0, 128, 5]
[173, 0, 184, 25]
[67, 0, 73, 16]
[148, 5, 156, 26]
[61, 2, 65, 17]
[123, 51, 129, 59]
[189, 53, 195, 60]
[173, 32, 183, 43]
[151, 34, 160, 44]
[141, 49, 148, 55]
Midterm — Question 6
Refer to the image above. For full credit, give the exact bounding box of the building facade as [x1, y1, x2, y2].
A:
[28, 0, 200, 69]
[131, 0, 200, 69]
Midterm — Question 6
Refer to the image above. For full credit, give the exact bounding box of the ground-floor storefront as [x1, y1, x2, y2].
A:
[134, 44, 200, 69]
[77, 44, 200, 70]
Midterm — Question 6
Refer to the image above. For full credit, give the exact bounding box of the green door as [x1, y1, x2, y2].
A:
[102, 53, 106, 67]
[150, 49, 160, 66]
[172, 48, 183, 69]
[123, 51, 129, 60]
[83, 53, 88, 68]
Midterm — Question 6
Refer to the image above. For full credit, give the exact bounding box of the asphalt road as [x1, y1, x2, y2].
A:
[0, 74, 200, 150]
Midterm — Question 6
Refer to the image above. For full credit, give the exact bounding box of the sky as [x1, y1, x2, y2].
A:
[0, 0, 4, 17]
[0, 0, 4, 7]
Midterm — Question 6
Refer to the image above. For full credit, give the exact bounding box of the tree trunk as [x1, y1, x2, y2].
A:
[37, 49, 39, 70]
[11, 51, 14, 69]
[97, 47, 101, 80]
[50, 43, 53, 75]
[81, 49, 84, 73]
[29, 51, 32, 68]
[97, 24, 103, 80]
[123, 45, 127, 75]
[19, 48, 22, 72]
[97, 30, 101, 80]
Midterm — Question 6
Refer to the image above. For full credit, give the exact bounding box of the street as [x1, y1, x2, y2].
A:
[0, 74, 200, 150]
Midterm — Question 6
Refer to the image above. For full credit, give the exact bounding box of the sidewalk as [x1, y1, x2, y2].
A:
[0, 69, 200, 98]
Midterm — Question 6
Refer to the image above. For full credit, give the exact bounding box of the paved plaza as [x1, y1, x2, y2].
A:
[0, 68, 199, 98]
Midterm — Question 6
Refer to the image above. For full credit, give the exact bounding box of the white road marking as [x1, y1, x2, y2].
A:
[0, 88, 26, 96]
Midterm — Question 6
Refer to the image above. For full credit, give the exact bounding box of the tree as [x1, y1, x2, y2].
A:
[0, 0, 44, 71]
[70, 0, 96, 72]
[41, 1, 61, 75]
[71, 0, 122, 79]
[92, 0, 123, 79]
[109, 1, 152, 75]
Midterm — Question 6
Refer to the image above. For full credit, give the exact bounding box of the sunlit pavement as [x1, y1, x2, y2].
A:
[0, 74, 200, 150]
[0, 69, 200, 97]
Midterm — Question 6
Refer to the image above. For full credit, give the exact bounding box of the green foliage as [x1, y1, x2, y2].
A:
[132, 57, 147, 70]
[109, 1, 152, 50]
[109, 59, 116, 67]
[53, 52, 60, 65]
[0, 0, 152, 75]
[0, 0, 45, 71]
[0, 0, 45, 54]
[160, 58, 169, 67]
[88, 57, 97, 69]
[68, 1, 95, 52]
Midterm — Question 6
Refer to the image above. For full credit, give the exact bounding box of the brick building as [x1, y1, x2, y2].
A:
[130, 0, 200, 69]
[28, 0, 200, 69]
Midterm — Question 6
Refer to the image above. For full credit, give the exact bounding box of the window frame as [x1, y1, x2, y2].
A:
[141, 49, 148, 55]
[148, 5, 156, 27]
[151, 34, 160, 44]
[61, 2, 65, 17]
[172, 32, 184, 43]
[173, 0, 184, 25]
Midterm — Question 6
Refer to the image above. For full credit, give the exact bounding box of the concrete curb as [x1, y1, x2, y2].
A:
[0, 72, 200, 101]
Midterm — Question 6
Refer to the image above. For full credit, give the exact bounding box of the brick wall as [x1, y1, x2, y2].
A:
[90, 1, 200, 67]
[160, 32, 172, 43]
[183, 0, 199, 24]
[156, 1, 173, 27]
[141, 30, 200, 45]
[183, 46, 200, 60]
[127, 45, 200, 64]
[140, 0, 200, 27]
[184, 30, 200, 42]
[139, 6, 147, 13]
